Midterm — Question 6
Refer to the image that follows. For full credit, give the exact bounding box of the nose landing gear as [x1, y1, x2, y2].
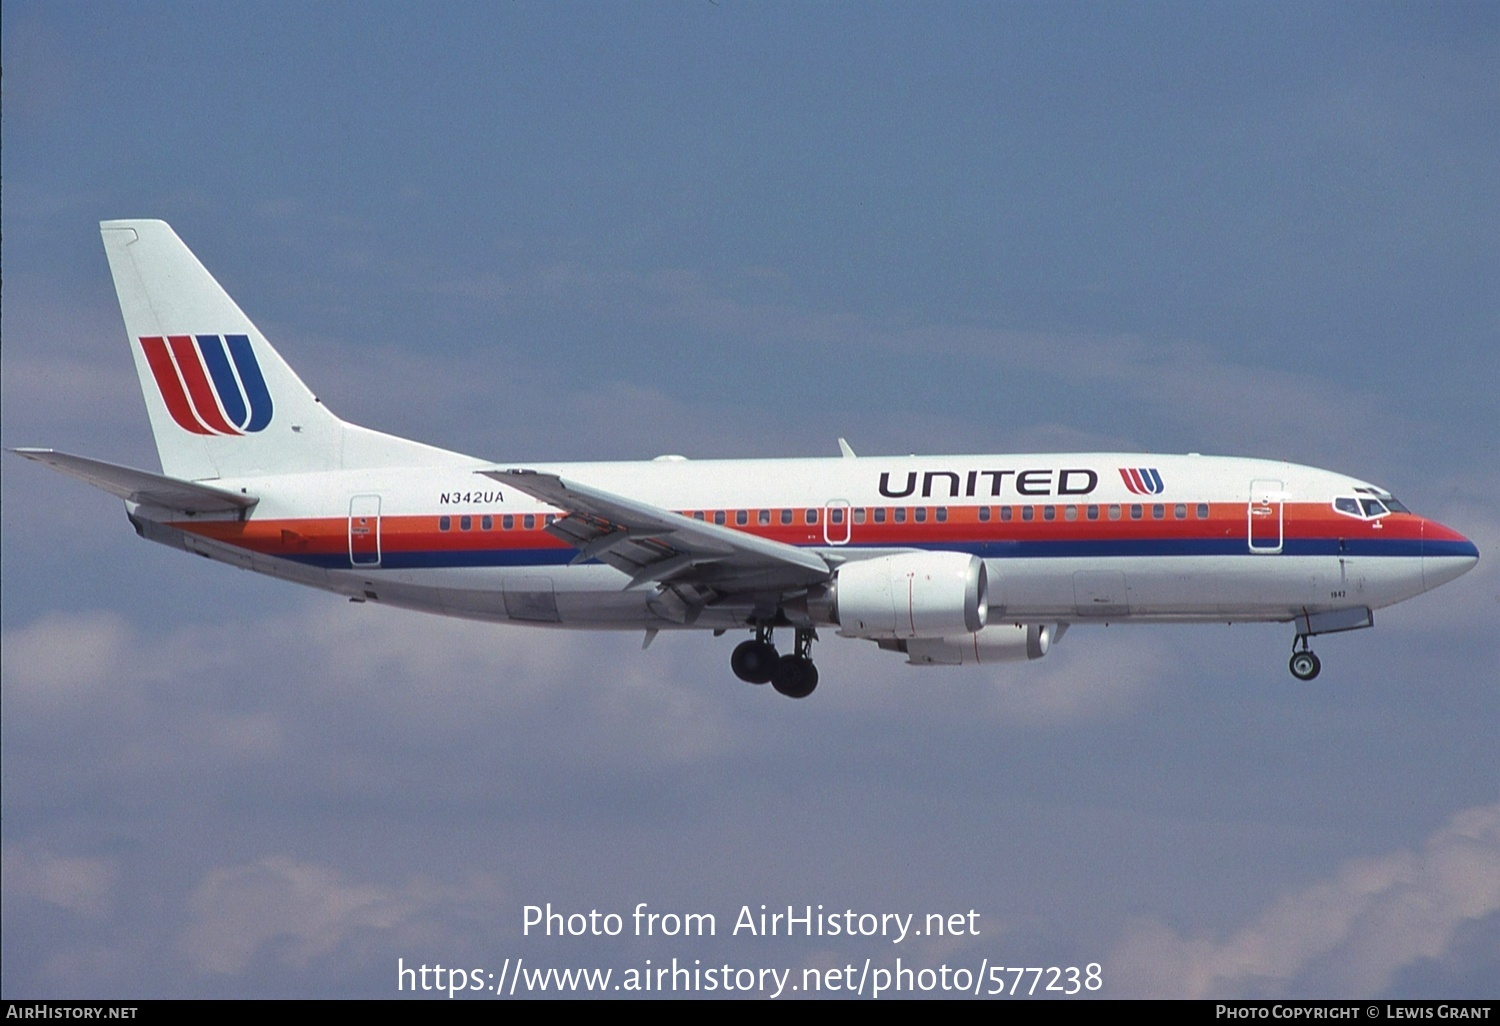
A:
[1289, 636, 1322, 681]
[731, 625, 819, 698]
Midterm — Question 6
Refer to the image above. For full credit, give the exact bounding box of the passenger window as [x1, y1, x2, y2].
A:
[831, 508, 845, 524]
[1087, 505, 1099, 521]
[524, 514, 536, 530]
[758, 509, 770, 525]
[1130, 504, 1143, 520]
[714, 510, 726, 525]
[503, 515, 514, 530]
[1021, 506, 1034, 522]
[439, 516, 451, 531]
[806, 508, 819, 525]
[736, 510, 748, 526]
[1064, 506, 1078, 521]
[914, 508, 927, 523]
[874, 508, 887, 524]
[1043, 506, 1055, 521]
[481, 515, 493, 531]
[979, 507, 991, 523]
[460, 515, 472, 531]
[853, 508, 866, 524]
[1152, 504, 1164, 520]
[693, 511, 705, 521]
[1109, 504, 1121, 521]
[1196, 503, 1209, 519]
[894, 508, 907, 524]
[781, 509, 792, 525]
[1174, 504, 1186, 520]
[936, 507, 947, 523]
[1000, 506, 1013, 522]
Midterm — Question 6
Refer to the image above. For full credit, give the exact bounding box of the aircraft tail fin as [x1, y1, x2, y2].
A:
[100, 220, 468, 480]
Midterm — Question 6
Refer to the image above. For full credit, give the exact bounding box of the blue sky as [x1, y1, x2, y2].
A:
[3, 2, 1497, 998]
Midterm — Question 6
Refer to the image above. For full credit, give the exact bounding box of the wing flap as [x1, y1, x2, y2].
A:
[479, 468, 830, 590]
[11, 448, 258, 514]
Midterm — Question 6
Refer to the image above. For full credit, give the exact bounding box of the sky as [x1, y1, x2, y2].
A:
[3, 1, 1498, 1000]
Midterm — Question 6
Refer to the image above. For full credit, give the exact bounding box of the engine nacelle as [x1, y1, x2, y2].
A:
[831, 552, 988, 639]
[903, 623, 1054, 666]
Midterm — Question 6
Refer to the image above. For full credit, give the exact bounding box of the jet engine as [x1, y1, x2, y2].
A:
[903, 623, 1055, 666]
[826, 552, 988, 639]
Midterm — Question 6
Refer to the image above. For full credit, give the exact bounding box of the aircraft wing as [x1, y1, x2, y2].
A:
[479, 469, 832, 597]
[11, 448, 258, 514]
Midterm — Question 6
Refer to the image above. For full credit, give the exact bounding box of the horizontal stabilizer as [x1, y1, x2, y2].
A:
[11, 448, 258, 514]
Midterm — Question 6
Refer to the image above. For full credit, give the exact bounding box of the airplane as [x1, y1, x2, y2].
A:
[12, 220, 1480, 698]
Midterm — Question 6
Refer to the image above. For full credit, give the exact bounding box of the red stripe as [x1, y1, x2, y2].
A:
[141, 336, 212, 434]
[167, 336, 239, 435]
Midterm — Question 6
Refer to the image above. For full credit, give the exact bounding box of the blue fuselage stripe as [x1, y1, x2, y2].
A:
[283, 535, 1446, 571]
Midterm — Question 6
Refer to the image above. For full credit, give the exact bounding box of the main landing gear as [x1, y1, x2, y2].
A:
[730, 625, 778, 685]
[731, 625, 819, 698]
[1289, 635, 1322, 681]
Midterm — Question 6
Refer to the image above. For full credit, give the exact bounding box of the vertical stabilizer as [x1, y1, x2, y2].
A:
[102, 220, 346, 480]
[101, 220, 467, 480]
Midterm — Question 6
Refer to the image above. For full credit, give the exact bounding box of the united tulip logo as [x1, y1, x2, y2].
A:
[141, 334, 273, 435]
[1119, 467, 1164, 495]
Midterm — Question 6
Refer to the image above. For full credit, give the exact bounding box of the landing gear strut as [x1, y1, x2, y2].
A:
[1289, 635, 1321, 681]
[771, 628, 819, 699]
[730, 624, 778, 685]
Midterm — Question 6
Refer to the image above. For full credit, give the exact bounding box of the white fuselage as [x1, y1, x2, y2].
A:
[134, 451, 1476, 633]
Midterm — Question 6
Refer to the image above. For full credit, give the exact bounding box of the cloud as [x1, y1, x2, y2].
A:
[979, 628, 1164, 728]
[1, 609, 286, 771]
[1, 600, 739, 808]
[1, 843, 117, 920]
[1108, 802, 1500, 997]
[1, 611, 135, 713]
[278, 599, 740, 769]
[181, 856, 505, 975]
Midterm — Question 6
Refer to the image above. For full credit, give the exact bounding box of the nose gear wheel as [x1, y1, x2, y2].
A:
[1289, 635, 1321, 681]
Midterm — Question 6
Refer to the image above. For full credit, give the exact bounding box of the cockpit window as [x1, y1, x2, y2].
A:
[1339, 485, 1412, 519]
[1335, 495, 1396, 520]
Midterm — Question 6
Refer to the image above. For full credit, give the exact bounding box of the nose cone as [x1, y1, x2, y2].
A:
[1422, 517, 1480, 591]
